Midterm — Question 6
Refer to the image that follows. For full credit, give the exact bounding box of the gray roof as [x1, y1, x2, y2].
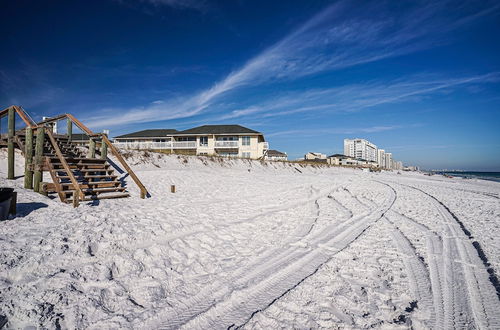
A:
[114, 129, 178, 139]
[177, 125, 261, 135]
[328, 154, 350, 158]
[266, 149, 287, 156]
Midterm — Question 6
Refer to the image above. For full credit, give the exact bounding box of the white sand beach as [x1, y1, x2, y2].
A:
[1, 150, 499, 329]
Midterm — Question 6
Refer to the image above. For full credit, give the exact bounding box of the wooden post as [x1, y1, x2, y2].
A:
[171, 185, 176, 193]
[7, 107, 15, 179]
[33, 128, 45, 192]
[72, 191, 79, 208]
[67, 118, 72, 141]
[24, 127, 34, 189]
[39, 183, 48, 196]
[100, 139, 108, 159]
[88, 138, 96, 158]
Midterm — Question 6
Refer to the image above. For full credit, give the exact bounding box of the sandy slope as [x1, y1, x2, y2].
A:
[0, 150, 499, 329]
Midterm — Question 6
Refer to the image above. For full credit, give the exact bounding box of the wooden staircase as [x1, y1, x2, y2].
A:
[1, 106, 148, 206]
[18, 131, 130, 203]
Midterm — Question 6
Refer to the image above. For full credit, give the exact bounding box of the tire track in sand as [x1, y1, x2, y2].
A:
[384, 212, 434, 327]
[136, 183, 396, 329]
[390, 182, 500, 329]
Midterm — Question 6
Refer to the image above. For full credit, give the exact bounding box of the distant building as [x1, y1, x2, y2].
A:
[377, 149, 386, 168]
[327, 154, 354, 166]
[114, 129, 179, 144]
[304, 152, 327, 160]
[265, 149, 288, 161]
[113, 125, 269, 159]
[384, 153, 393, 170]
[71, 133, 109, 146]
[344, 138, 378, 162]
[327, 154, 376, 167]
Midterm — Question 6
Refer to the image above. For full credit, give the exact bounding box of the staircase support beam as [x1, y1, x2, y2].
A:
[100, 140, 108, 159]
[7, 107, 15, 179]
[88, 138, 96, 158]
[24, 127, 34, 189]
[33, 128, 45, 192]
[67, 118, 72, 142]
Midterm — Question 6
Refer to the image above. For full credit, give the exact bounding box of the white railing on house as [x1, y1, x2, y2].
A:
[215, 141, 239, 148]
[172, 141, 198, 149]
[113, 141, 197, 150]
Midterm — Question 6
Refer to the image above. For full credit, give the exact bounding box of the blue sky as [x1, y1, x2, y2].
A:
[1, 0, 500, 170]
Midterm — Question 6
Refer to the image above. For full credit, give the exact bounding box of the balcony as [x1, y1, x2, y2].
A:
[172, 141, 197, 149]
[260, 142, 269, 150]
[215, 141, 239, 148]
[113, 141, 197, 150]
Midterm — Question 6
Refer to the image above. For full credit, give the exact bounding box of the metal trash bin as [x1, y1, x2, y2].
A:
[0, 188, 14, 221]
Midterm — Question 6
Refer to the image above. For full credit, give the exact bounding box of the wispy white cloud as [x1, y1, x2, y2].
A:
[266, 125, 401, 138]
[86, 0, 500, 128]
[215, 72, 500, 121]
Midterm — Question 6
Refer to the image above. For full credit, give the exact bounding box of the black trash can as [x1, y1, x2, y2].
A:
[0, 188, 14, 221]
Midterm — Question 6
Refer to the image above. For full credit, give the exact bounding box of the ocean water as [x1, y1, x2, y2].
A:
[439, 171, 500, 183]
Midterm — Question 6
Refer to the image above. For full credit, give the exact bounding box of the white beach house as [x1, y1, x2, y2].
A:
[304, 152, 327, 160]
[264, 149, 288, 161]
[113, 125, 269, 159]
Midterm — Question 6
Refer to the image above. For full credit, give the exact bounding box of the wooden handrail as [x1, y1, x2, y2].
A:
[13, 106, 36, 127]
[101, 134, 148, 199]
[66, 113, 94, 136]
[45, 128, 85, 204]
[35, 114, 68, 127]
[0, 105, 36, 127]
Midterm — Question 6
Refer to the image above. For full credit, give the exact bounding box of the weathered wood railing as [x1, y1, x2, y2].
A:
[45, 128, 84, 207]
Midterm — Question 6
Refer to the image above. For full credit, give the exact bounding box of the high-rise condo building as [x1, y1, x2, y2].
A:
[344, 138, 378, 162]
[385, 152, 393, 169]
[377, 149, 386, 168]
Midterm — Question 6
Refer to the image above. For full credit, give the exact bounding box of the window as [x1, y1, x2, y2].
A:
[216, 136, 238, 141]
[242, 152, 251, 158]
[199, 136, 208, 146]
[242, 136, 251, 146]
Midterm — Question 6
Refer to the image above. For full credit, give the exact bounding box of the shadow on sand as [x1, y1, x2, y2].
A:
[15, 202, 48, 217]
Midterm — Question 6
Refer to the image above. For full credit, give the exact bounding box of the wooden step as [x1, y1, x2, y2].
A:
[49, 157, 106, 163]
[66, 192, 130, 203]
[51, 163, 110, 169]
[60, 181, 121, 189]
[57, 174, 118, 180]
[63, 187, 126, 195]
[68, 169, 115, 174]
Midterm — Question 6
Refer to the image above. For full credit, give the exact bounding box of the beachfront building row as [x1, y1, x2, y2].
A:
[113, 124, 278, 160]
[344, 138, 405, 170]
